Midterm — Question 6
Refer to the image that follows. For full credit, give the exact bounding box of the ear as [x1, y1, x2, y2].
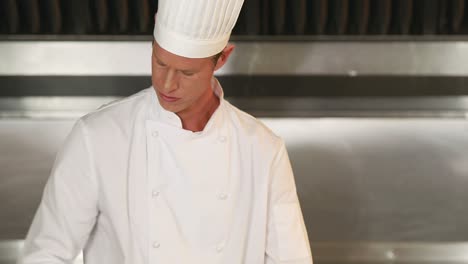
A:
[214, 44, 235, 71]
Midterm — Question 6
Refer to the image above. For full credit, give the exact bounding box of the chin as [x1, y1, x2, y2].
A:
[158, 98, 181, 113]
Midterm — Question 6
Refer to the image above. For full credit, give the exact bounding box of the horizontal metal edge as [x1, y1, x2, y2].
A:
[2, 41, 468, 76]
[2, 96, 468, 119]
[0, 240, 22, 261]
[0, 96, 120, 119]
[2, 240, 468, 263]
[0, 240, 83, 264]
[312, 242, 468, 262]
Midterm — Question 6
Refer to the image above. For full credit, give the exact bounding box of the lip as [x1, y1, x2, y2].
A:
[159, 92, 180, 103]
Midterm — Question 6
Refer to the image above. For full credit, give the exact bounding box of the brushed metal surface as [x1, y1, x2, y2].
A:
[0, 119, 75, 239]
[3, 41, 468, 76]
[0, 241, 83, 264]
[264, 118, 468, 242]
[3, 96, 468, 119]
[0, 97, 121, 119]
[3, 240, 468, 263]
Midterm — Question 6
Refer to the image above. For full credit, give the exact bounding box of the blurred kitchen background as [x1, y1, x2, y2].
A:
[2, 0, 468, 263]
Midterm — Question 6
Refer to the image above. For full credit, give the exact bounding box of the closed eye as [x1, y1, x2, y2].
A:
[153, 54, 167, 67]
[156, 59, 167, 67]
[181, 70, 195, 76]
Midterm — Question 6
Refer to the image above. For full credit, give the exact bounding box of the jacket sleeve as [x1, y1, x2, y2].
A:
[265, 140, 313, 264]
[19, 119, 99, 264]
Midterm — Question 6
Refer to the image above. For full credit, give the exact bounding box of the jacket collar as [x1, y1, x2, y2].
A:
[148, 77, 225, 137]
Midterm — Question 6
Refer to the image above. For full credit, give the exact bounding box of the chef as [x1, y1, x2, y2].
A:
[19, 0, 312, 263]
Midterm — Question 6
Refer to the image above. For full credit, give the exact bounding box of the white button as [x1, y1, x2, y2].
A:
[152, 131, 159, 138]
[153, 241, 160, 249]
[218, 136, 227, 143]
[152, 190, 160, 198]
[217, 193, 228, 200]
[216, 242, 225, 252]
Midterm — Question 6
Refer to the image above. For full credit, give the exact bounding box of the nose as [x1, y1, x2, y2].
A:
[162, 69, 178, 93]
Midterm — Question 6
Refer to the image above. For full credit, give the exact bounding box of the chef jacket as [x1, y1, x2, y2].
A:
[20, 78, 313, 264]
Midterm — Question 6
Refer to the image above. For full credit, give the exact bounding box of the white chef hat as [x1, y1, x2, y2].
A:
[154, 0, 245, 58]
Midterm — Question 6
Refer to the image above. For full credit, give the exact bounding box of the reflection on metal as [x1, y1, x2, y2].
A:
[0, 240, 22, 264]
[2, 96, 468, 119]
[2, 240, 468, 263]
[0, 241, 84, 264]
[228, 96, 468, 118]
[2, 41, 468, 76]
[0, 41, 152, 76]
[0, 96, 120, 119]
[312, 242, 468, 262]
[262, 118, 468, 243]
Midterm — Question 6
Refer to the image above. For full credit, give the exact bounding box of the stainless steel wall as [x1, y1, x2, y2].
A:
[2, 113, 468, 263]
[265, 118, 468, 242]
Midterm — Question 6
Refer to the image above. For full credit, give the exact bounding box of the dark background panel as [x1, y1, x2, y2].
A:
[2, 76, 468, 97]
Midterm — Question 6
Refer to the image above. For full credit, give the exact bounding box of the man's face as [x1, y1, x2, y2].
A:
[151, 42, 217, 115]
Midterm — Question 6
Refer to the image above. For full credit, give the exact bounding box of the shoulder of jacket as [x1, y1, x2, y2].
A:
[95, 88, 151, 112]
[80, 87, 152, 127]
[224, 100, 282, 145]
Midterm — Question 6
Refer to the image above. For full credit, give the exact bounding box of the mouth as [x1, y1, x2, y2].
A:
[159, 92, 180, 103]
